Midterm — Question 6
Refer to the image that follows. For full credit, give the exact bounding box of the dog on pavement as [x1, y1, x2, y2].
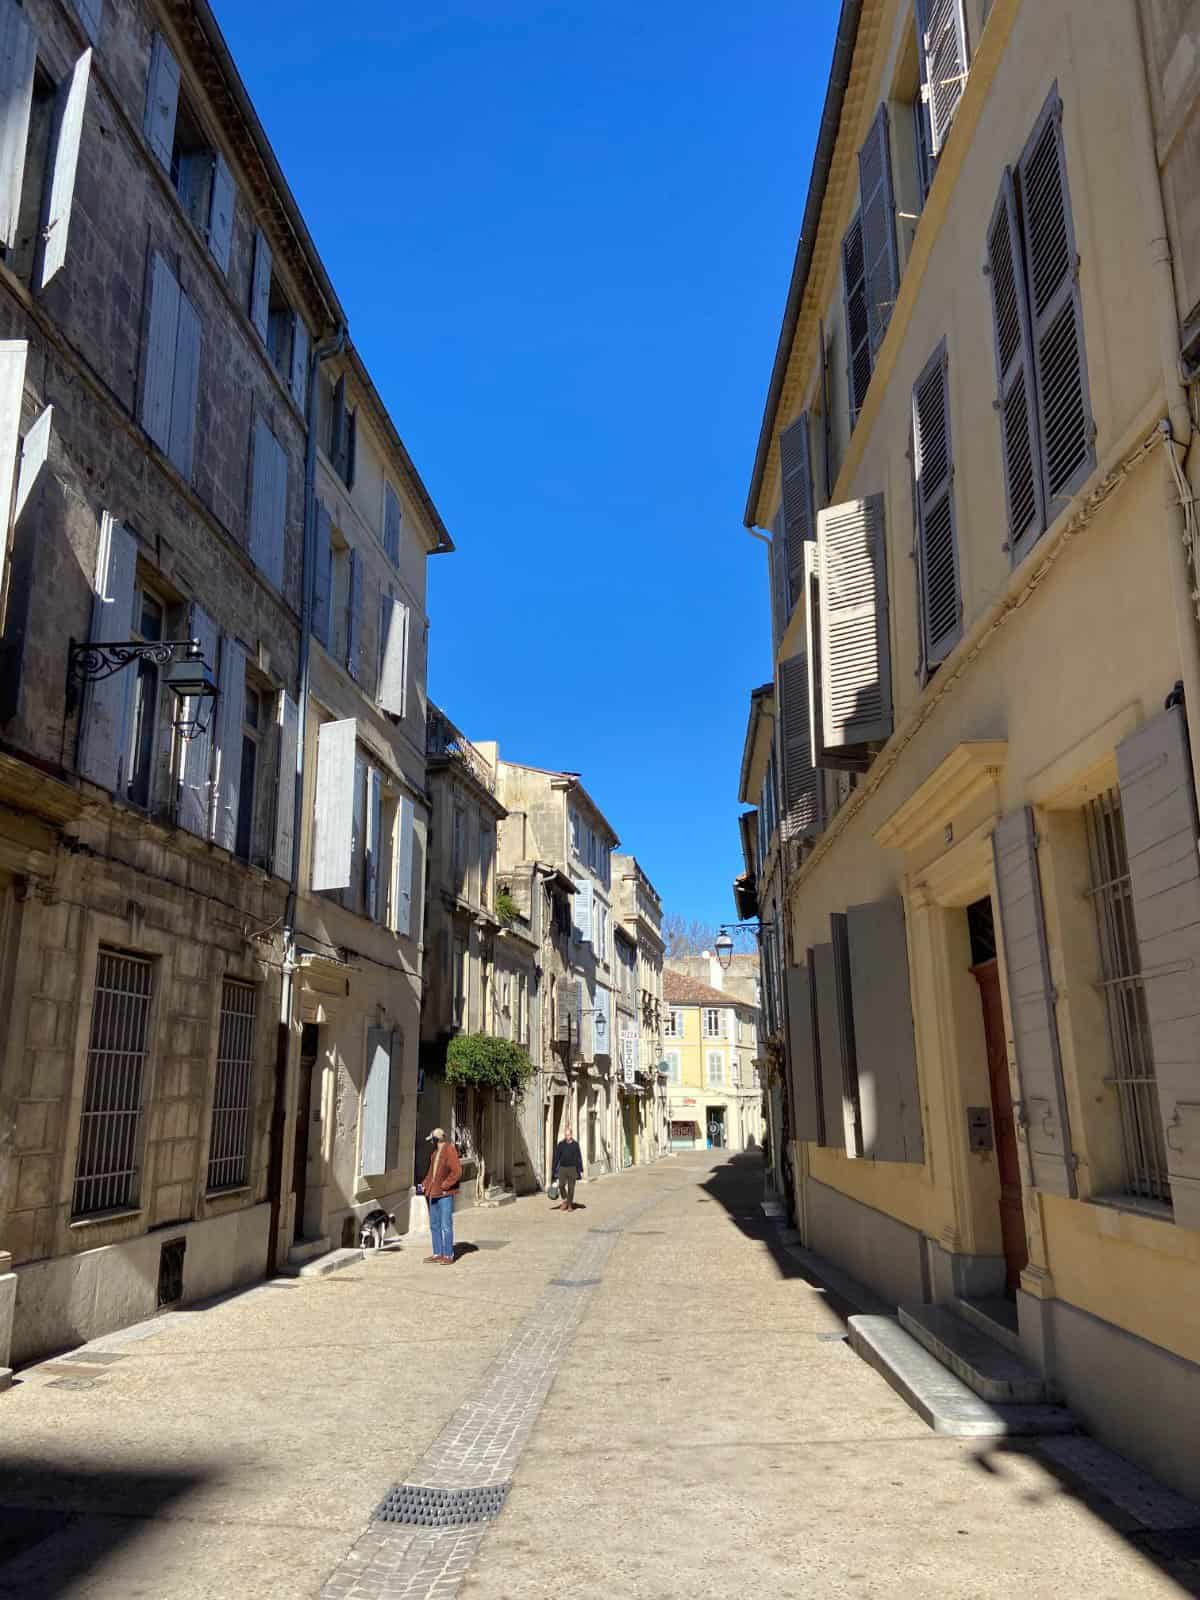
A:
[359, 1207, 395, 1250]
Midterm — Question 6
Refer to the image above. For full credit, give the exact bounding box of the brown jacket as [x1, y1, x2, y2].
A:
[422, 1140, 462, 1201]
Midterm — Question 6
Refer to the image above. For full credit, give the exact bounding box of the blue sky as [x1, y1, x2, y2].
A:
[213, 0, 836, 930]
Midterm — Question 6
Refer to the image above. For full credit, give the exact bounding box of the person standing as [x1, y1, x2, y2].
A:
[551, 1126, 584, 1212]
[420, 1128, 462, 1263]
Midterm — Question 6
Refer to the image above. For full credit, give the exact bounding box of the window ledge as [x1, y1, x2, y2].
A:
[1089, 1193, 1174, 1224]
[204, 1185, 252, 1201]
[70, 1207, 143, 1230]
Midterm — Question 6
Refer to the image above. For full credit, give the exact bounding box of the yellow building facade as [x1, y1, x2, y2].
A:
[742, 0, 1200, 1499]
[662, 973, 763, 1154]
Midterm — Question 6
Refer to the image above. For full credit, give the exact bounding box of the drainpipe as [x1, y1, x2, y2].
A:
[265, 323, 348, 1276]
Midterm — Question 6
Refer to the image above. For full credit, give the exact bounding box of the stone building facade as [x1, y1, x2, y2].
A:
[613, 852, 667, 1163]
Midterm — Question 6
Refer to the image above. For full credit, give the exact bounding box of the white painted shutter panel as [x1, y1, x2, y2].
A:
[346, 548, 362, 678]
[841, 213, 871, 423]
[817, 495, 892, 750]
[142, 252, 179, 456]
[15, 402, 51, 524]
[914, 0, 969, 157]
[364, 765, 383, 919]
[168, 290, 201, 482]
[912, 342, 961, 669]
[211, 638, 246, 853]
[177, 602, 217, 837]
[378, 594, 408, 715]
[778, 413, 814, 612]
[847, 898, 925, 1163]
[207, 151, 235, 275]
[811, 943, 846, 1151]
[786, 964, 822, 1142]
[73, 0, 102, 43]
[311, 500, 332, 645]
[987, 168, 1044, 559]
[290, 317, 309, 414]
[0, 340, 27, 551]
[312, 718, 356, 891]
[250, 230, 272, 342]
[779, 650, 820, 841]
[992, 806, 1076, 1196]
[0, 2, 36, 250]
[79, 517, 137, 791]
[273, 691, 299, 880]
[360, 1026, 391, 1178]
[37, 49, 92, 291]
[1117, 708, 1200, 1227]
[858, 103, 899, 355]
[574, 879, 593, 943]
[249, 417, 286, 589]
[143, 34, 180, 171]
[830, 913, 863, 1156]
[394, 793, 415, 936]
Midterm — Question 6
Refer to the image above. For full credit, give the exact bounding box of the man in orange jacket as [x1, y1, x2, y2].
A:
[419, 1128, 462, 1264]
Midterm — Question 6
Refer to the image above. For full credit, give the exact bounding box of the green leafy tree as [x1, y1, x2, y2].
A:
[446, 1033, 533, 1096]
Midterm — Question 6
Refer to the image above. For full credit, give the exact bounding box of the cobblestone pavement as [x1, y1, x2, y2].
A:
[2, 1154, 1198, 1598]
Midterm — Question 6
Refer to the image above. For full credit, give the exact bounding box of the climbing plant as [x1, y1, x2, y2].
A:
[446, 1033, 534, 1096]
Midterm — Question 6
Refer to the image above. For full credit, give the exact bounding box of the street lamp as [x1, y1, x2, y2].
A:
[715, 922, 761, 970]
[67, 637, 218, 739]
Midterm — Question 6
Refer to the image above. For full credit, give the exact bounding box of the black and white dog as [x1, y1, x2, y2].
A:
[359, 1207, 395, 1250]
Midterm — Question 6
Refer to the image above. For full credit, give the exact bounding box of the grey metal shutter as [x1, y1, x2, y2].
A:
[361, 1027, 392, 1178]
[816, 495, 892, 751]
[779, 413, 814, 611]
[142, 252, 179, 457]
[911, 340, 961, 670]
[250, 229, 272, 342]
[858, 103, 900, 356]
[312, 718, 356, 891]
[915, 0, 969, 157]
[786, 963, 823, 1142]
[212, 638, 246, 853]
[811, 943, 846, 1151]
[37, 49, 92, 290]
[143, 33, 179, 171]
[987, 169, 1043, 559]
[841, 213, 871, 423]
[0, 2, 36, 250]
[177, 601, 217, 837]
[346, 546, 362, 678]
[992, 806, 1075, 1196]
[290, 317, 309, 414]
[770, 505, 789, 650]
[847, 897, 925, 1163]
[168, 291, 201, 481]
[1116, 707, 1200, 1227]
[312, 500, 332, 645]
[249, 417, 286, 590]
[73, 0, 102, 43]
[78, 515, 137, 792]
[207, 152, 236, 275]
[1018, 88, 1094, 515]
[273, 691, 299, 880]
[778, 650, 820, 840]
[830, 913, 863, 1156]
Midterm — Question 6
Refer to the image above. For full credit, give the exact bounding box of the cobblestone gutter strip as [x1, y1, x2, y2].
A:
[320, 1183, 679, 1600]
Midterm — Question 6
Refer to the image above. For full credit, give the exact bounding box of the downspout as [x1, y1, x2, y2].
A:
[265, 323, 347, 1275]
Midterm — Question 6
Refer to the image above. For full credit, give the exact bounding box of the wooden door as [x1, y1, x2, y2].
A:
[972, 958, 1028, 1293]
[292, 1056, 314, 1244]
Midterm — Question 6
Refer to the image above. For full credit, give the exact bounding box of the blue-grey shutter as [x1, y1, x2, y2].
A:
[211, 638, 245, 853]
[911, 340, 961, 670]
[361, 1027, 391, 1178]
[37, 48, 92, 291]
[73, 0, 102, 43]
[847, 897, 925, 1163]
[779, 412, 814, 613]
[14, 401, 50, 527]
[1018, 88, 1094, 516]
[383, 482, 402, 564]
[394, 794, 415, 936]
[142, 252, 179, 457]
[250, 229, 271, 342]
[1117, 707, 1200, 1227]
[364, 765, 383, 920]
[177, 601, 216, 837]
[330, 375, 347, 469]
[207, 152, 235, 275]
[830, 913, 863, 1156]
[378, 594, 408, 716]
[858, 103, 899, 356]
[78, 515, 137, 792]
[992, 806, 1075, 1196]
[770, 505, 789, 651]
[0, 3, 36, 250]
[312, 718, 356, 891]
[143, 34, 179, 171]
[290, 317, 309, 414]
[345, 408, 357, 489]
[249, 417, 286, 590]
[312, 500, 332, 645]
[914, 0, 969, 158]
[841, 213, 871, 423]
[0, 340, 26, 554]
[779, 650, 820, 840]
[346, 547, 362, 678]
[273, 691, 299, 880]
[574, 879, 593, 944]
[987, 169, 1044, 559]
[811, 943, 847, 1151]
[786, 963, 822, 1142]
[816, 495, 892, 751]
[168, 290, 200, 481]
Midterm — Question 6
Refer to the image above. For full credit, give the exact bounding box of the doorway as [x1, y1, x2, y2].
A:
[706, 1105, 726, 1149]
[968, 898, 1028, 1294]
[293, 1023, 318, 1244]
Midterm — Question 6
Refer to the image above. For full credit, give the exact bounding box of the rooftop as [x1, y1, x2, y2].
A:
[663, 971, 755, 1011]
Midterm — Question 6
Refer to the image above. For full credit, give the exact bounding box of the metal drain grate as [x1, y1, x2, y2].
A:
[373, 1482, 511, 1528]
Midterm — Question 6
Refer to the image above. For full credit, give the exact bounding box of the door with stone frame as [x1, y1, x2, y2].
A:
[969, 900, 1028, 1293]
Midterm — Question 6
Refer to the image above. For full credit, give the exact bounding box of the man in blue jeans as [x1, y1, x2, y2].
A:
[419, 1128, 462, 1264]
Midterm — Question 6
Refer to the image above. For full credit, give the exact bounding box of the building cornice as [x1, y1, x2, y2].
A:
[874, 742, 1008, 854]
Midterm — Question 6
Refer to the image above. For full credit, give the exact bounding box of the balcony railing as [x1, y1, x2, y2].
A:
[427, 704, 495, 793]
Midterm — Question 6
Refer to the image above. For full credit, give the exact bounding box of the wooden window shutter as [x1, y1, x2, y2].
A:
[574, 879, 593, 944]
[810, 943, 846, 1151]
[312, 718, 356, 891]
[142, 252, 180, 457]
[992, 806, 1076, 1196]
[1116, 707, 1200, 1226]
[779, 413, 815, 613]
[207, 152, 236, 276]
[330, 375, 347, 468]
[364, 766, 383, 919]
[987, 169, 1043, 558]
[778, 650, 821, 841]
[0, 340, 26, 569]
[911, 340, 961, 670]
[857, 104, 900, 356]
[830, 913, 863, 1156]
[168, 291, 201, 482]
[846, 898, 925, 1163]
[377, 594, 409, 716]
[1017, 89, 1094, 515]
[78, 514, 136, 792]
[816, 495, 892, 753]
[73, 0, 103, 43]
[250, 229, 272, 343]
[394, 794, 415, 937]
[770, 505, 789, 652]
[249, 417, 286, 590]
[360, 1027, 392, 1179]
[290, 318, 309, 414]
[211, 638, 246, 853]
[841, 213, 872, 423]
[177, 601, 217, 837]
[311, 500, 333, 645]
[383, 483, 402, 564]
[143, 34, 180, 171]
[273, 691, 299, 879]
[14, 402, 50, 535]
[914, 0, 969, 158]
[785, 963, 823, 1143]
[346, 547, 363, 678]
[37, 49, 93, 290]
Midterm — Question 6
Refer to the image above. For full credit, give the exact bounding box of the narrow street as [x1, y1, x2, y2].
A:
[1, 1154, 1195, 1599]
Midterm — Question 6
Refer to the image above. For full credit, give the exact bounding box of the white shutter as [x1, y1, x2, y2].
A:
[249, 417, 286, 590]
[211, 638, 246, 852]
[290, 317, 309, 413]
[143, 34, 180, 171]
[168, 291, 201, 482]
[37, 49, 92, 290]
[78, 516, 137, 791]
[360, 1027, 391, 1179]
[73, 0, 102, 43]
[15, 403, 50, 524]
[0, 2, 36, 250]
[177, 602, 217, 837]
[574, 879, 593, 943]
[207, 151, 235, 275]
[142, 253, 180, 456]
[250, 229, 272, 342]
[346, 548, 362, 678]
[378, 594, 408, 715]
[817, 495, 892, 750]
[364, 765, 383, 919]
[273, 691, 299, 879]
[312, 718, 356, 891]
[394, 793, 415, 936]
[0, 340, 27, 550]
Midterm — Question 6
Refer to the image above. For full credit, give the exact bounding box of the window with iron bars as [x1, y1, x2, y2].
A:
[73, 950, 154, 1217]
[1084, 789, 1171, 1205]
[207, 980, 258, 1192]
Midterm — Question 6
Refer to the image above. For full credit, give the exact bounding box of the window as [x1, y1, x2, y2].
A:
[320, 372, 356, 489]
[143, 36, 233, 274]
[452, 937, 467, 1027]
[208, 980, 256, 1191]
[453, 805, 467, 892]
[266, 278, 294, 379]
[170, 92, 215, 234]
[665, 1008, 683, 1038]
[249, 417, 288, 591]
[1085, 789, 1170, 1204]
[703, 1008, 726, 1039]
[8, 66, 55, 285]
[73, 950, 153, 1217]
[383, 483, 403, 565]
[142, 253, 201, 481]
[127, 586, 165, 810]
[480, 826, 494, 908]
[234, 684, 262, 863]
[706, 1051, 724, 1088]
[914, 0, 970, 160]
[665, 1050, 681, 1085]
[911, 342, 961, 671]
[517, 972, 527, 1046]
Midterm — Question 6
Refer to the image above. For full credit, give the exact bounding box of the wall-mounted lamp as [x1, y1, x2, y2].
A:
[67, 637, 217, 740]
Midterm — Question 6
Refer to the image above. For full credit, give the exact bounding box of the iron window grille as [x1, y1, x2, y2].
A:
[1084, 789, 1171, 1204]
[207, 979, 257, 1191]
[73, 950, 154, 1217]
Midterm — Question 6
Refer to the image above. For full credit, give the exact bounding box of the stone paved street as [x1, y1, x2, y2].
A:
[1, 1153, 1198, 1598]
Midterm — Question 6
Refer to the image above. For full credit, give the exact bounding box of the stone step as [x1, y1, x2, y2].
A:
[478, 1188, 516, 1209]
[286, 1235, 331, 1267]
[899, 1303, 1045, 1404]
[848, 1315, 1078, 1439]
[950, 1295, 1023, 1358]
[282, 1246, 364, 1279]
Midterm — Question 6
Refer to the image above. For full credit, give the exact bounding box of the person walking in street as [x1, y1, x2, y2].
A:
[420, 1128, 462, 1263]
[551, 1127, 584, 1212]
